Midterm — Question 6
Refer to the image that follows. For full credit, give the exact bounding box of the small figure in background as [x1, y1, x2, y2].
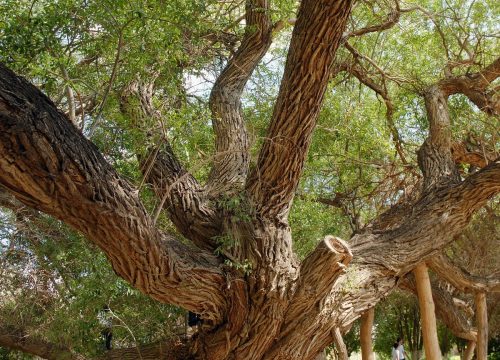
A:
[98, 305, 113, 350]
[392, 342, 400, 360]
[397, 337, 406, 360]
[186, 311, 202, 338]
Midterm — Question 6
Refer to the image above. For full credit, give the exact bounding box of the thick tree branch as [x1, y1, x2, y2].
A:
[0, 63, 228, 323]
[0, 324, 85, 360]
[332, 327, 349, 360]
[207, 0, 273, 194]
[428, 253, 500, 293]
[120, 79, 221, 250]
[285, 159, 500, 355]
[0, 322, 190, 360]
[439, 57, 500, 116]
[417, 85, 461, 192]
[246, 0, 353, 220]
[270, 237, 352, 357]
[96, 339, 191, 360]
[352, 158, 500, 271]
[451, 140, 496, 169]
[261, 156, 498, 359]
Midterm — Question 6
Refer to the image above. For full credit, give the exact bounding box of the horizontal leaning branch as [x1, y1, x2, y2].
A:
[0, 63, 229, 323]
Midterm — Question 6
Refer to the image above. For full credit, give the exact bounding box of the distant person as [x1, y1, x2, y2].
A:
[392, 342, 400, 360]
[98, 305, 113, 350]
[397, 337, 406, 360]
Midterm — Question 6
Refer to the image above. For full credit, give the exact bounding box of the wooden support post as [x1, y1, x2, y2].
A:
[463, 341, 476, 360]
[475, 292, 488, 360]
[414, 263, 442, 360]
[333, 327, 349, 360]
[360, 308, 375, 360]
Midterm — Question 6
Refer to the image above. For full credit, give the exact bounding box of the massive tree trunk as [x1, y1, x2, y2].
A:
[1, 0, 500, 358]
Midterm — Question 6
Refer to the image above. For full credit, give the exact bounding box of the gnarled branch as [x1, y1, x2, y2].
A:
[417, 85, 461, 192]
[120, 78, 221, 251]
[428, 253, 500, 293]
[285, 237, 352, 325]
[0, 63, 228, 324]
[207, 0, 273, 194]
[346, 0, 403, 38]
[439, 57, 500, 116]
[246, 0, 353, 220]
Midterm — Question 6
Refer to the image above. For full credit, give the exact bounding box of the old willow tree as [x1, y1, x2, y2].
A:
[0, 0, 499, 359]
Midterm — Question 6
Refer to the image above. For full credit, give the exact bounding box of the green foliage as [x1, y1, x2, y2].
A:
[0, 0, 499, 357]
[374, 291, 422, 359]
[223, 258, 253, 276]
[0, 210, 183, 357]
[217, 194, 253, 223]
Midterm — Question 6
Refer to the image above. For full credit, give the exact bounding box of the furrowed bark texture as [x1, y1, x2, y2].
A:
[246, 0, 353, 219]
[0, 64, 228, 324]
[332, 328, 349, 360]
[428, 253, 500, 293]
[439, 57, 500, 116]
[417, 85, 461, 193]
[207, 0, 272, 194]
[1, 3, 500, 360]
[120, 79, 221, 251]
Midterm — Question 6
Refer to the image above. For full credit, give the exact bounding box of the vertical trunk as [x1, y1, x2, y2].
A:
[315, 351, 328, 360]
[414, 263, 442, 360]
[333, 328, 349, 360]
[411, 349, 422, 360]
[463, 341, 476, 360]
[360, 308, 375, 360]
[475, 292, 488, 360]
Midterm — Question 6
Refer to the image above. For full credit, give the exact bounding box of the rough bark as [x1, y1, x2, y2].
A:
[264, 237, 352, 359]
[120, 78, 221, 251]
[417, 85, 461, 193]
[0, 324, 85, 360]
[475, 292, 488, 360]
[207, 0, 272, 194]
[0, 63, 228, 324]
[360, 308, 375, 360]
[428, 253, 500, 293]
[1, 2, 500, 359]
[246, 0, 353, 219]
[439, 57, 500, 116]
[332, 327, 349, 360]
[414, 263, 442, 360]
